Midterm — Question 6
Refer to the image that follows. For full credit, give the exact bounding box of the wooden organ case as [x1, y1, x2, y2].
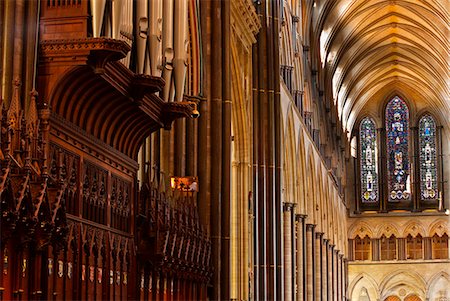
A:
[0, 1, 211, 300]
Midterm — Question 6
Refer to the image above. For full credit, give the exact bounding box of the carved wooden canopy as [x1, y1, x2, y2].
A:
[38, 38, 195, 160]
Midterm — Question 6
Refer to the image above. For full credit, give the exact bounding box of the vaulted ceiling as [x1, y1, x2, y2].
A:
[315, 0, 449, 135]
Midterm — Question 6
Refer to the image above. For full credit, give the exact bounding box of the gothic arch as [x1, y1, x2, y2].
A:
[348, 273, 379, 301]
[379, 269, 426, 301]
[402, 221, 427, 238]
[348, 221, 374, 240]
[426, 271, 450, 301]
[428, 219, 448, 237]
[375, 223, 401, 239]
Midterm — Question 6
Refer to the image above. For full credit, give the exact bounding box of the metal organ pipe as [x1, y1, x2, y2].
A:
[148, 0, 163, 77]
[135, 0, 148, 74]
[119, 0, 133, 67]
[162, 0, 174, 101]
[90, 0, 106, 37]
[173, 0, 188, 102]
[111, 0, 122, 39]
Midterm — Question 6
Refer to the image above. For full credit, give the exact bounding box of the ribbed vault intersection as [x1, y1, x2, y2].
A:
[315, 0, 449, 134]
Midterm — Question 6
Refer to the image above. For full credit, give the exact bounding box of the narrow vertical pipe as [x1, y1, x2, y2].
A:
[24, 0, 38, 107]
[265, 0, 276, 297]
[251, 37, 260, 301]
[162, 0, 175, 101]
[0, 0, 4, 99]
[173, 0, 188, 102]
[197, 0, 210, 242]
[256, 0, 268, 299]
[221, 0, 231, 299]
[272, 0, 283, 298]
[2, 0, 15, 103]
[12, 0, 25, 82]
[210, 0, 223, 298]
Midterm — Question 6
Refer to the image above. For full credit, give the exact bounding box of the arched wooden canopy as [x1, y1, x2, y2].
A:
[313, 0, 449, 134]
[38, 38, 195, 160]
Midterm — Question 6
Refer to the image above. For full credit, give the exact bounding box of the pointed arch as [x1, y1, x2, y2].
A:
[402, 221, 426, 238]
[348, 273, 379, 301]
[375, 223, 401, 238]
[379, 269, 426, 300]
[426, 271, 450, 301]
[348, 221, 375, 239]
[428, 219, 448, 237]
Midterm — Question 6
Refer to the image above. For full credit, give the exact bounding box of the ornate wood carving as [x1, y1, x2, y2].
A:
[82, 162, 107, 225]
[137, 176, 212, 283]
[111, 175, 131, 232]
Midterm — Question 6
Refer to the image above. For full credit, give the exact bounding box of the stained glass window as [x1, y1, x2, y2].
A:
[360, 117, 378, 202]
[419, 115, 438, 201]
[386, 97, 411, 202]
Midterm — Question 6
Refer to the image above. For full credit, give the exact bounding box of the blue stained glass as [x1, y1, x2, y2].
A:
[419, 115, 438, 200]
[386, 97, 411, 202]
[360, 117, 378, 202]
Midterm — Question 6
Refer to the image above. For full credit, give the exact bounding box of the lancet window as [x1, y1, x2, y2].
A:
[419, 115, 439, 201]
[357, 96, 442, 211]
[359, 117, 378, 202]
[386, 97, 410, 202]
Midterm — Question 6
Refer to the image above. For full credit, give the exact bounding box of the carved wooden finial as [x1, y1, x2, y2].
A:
[27, 90, 39, 129]
[8, 78, 22, 126]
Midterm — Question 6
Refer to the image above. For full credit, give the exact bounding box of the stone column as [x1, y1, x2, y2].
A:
[315, 232, 323, 301]
[296, 214, 307, 301]
[334, 250, 339, 301]
[326, 240, 332, 301]
[306, 224, 315, 301]
[283, 203, 295, 301]
[330, 245, 336, 301]
[322, 239, 329, 301]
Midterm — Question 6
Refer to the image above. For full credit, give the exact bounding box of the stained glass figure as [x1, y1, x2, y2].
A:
[419, 115, 438, 200]
[360, 117, 378, 202]
[386, 97, 410, 202]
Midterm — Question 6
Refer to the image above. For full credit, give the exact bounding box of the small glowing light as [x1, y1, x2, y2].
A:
[313, 2, 316, 8]
[445, 209, 450, 215]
